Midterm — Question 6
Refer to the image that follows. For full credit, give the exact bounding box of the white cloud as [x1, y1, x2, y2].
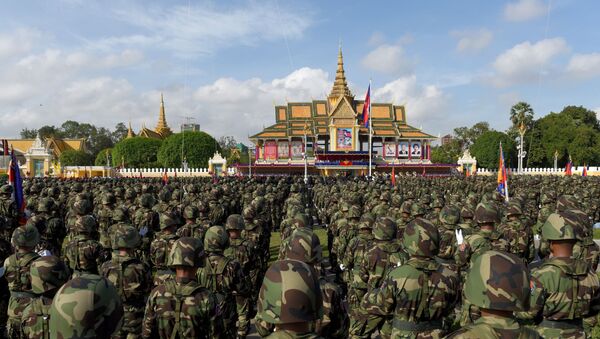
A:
[0, 28, 42, 60]
[490, 38, 569, 87]
[566, 53, 600, 79]
[103, 2, 312, 58]
[504, 0, 547, 22]
[451, 29, 493, 53]
[361, 44, 414, 75]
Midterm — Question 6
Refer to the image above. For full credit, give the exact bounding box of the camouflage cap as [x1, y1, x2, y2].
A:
[111, 225, 141, 250]
[225, 214, 244, 231]
[257, 260, 323, 324]
[30, 255, 69, 294]
[464, 250, 529, 312]
[439, 205, 460, 225]
[168, 237, 204, 268]
[183, 205, 199, 219]
[11, 225, 40, 247]
[204, 225, 229, 252]
[112, 206, 129, 222]
[283, 228, 323, 265]
[542, 211, 578, 241]
[410, 202, 426, 217]
[159, 213, 177, 230]
[49, 273, 124, 338]
[474, 202, 499, 224]
[373, 217, 397, 241]
[403, 220, 439, 258]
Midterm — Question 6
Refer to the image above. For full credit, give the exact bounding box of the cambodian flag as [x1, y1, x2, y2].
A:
[362, 84, 370, 128]
[497, 142, 509, 202]
[7, 148, 26, 224]
[582, 164, 588, 177]
[565, 156, 572, 176]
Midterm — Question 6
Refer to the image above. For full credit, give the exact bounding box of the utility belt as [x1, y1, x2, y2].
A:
[539, 318, 583, 330]
[393, 319, 443, 332]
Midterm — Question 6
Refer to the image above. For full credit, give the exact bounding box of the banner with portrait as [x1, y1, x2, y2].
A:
[277, 141, 289, 159]
[336, 128, 353, 151]
[384, 142, 397, 157]
[264, 141, 277, 160]
[290, 141, 303, 159]
[411, 141, 422, 158]
[398, 142, 409, 158]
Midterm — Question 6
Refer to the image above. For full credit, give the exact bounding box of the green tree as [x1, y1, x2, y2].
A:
[453, 122, 490, 149]
[560, 105, 599, 129]
[112, 137, 162, 168]
[508, 102, 534, 138]
[59, 150, 94, 166]
[38, 125, 63, 139]
[20, 128, 37, 139]
[469, 131, 516, 169]
[158, 132, 219, 168]
[112, 123, 128, 142]
[430, 139, 462, 163]
[95, 148, 112, 166]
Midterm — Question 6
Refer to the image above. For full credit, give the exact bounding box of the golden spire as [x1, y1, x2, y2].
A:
[126, 121, 136, 138]
[328, 43, 353, 109]
[155, 93, 172, 138]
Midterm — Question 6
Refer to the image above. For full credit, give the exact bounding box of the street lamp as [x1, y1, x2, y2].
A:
[518, 122, 527, 174]
[303, 120, 310, 184]
[553, 150, 559, 171]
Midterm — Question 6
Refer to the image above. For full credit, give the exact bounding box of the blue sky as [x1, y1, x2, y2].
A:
[0, 0, 599, 142]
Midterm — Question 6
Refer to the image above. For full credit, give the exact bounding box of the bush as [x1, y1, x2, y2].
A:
[158, 132, 219, 168]
[112, 137, 162, 168]
[470, 131, 516, 169]
[59, 150, 94, 166]
[95, 148, 112, 166]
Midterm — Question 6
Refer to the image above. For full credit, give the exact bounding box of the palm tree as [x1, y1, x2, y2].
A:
[509, 102, 534, 131]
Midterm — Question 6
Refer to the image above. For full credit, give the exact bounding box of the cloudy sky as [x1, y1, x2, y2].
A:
[0, 0, 599, 142]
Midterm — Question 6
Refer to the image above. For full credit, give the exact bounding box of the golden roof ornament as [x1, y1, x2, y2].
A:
[328, 43, 354, 109]
[126, 121, 136, 138]
[155, 93, 172, 137]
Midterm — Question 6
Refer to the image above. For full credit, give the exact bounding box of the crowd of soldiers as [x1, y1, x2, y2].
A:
[0, 173, 597, 338]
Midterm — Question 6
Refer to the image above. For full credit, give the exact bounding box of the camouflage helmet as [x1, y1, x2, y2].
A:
[400, 201, 412, 215]
[37, 198, 54, 213]
[542, 212, 578, 241]
[403, 220, 439, 257]
[347, 205, 361, 219]
[0, 184, 13, 195]
[30, 255, 70, 294]
[474, 203, 499, 224]
[372, 217, 397, 241]
[159, 213, 177, 230]
[111, 225, 141, 250]
[292, 213, 310, 229]
[225, 214, 245, 231]
[112, 206, 129, 222]
[124, 188, 136, 200]
[410, 202, 426, 217]
[506, 203, 522, 217]
[283, 228, 323, 265]
[464, 250, 529, 312]
[183, 205, 199, 220]
[204, 225, 229, 252]
[556, 195, 578, 212]
[242, 206, 256, 220]
[439, 205, 461, 225]
[379, 191, 391, 202]
[358, 213, 375, 229]
[460, 206, 474, 220]
[73, 215, 97, 235]
[540, 190, 556, 204]
[11, 225, 40, 247]
[168, 237, 204, 268]
[431, 198, 444, 209]
[257, 260, 323, 324]
[72, 198, 92, 216]
[101, 193, 115, 205]
[158, 189, 172, 202]
[49, 273, 124, 338]
[139, 193, 154, 208]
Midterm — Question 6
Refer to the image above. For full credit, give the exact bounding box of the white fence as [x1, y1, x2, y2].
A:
[117, 167, 236, 178]
[476, 166, 599, 176]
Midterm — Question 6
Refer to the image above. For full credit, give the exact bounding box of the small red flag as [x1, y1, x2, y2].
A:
[162, 170, 168, 185]
[391, 167, 396, 186]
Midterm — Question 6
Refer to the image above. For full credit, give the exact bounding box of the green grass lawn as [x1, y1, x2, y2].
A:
[268, 227, 329, 264]
[594, 228, 600, 239]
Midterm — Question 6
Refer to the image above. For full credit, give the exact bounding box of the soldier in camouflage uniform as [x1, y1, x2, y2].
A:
[142, 237, 222, 338]
[363, 217, 459, 338]
[436, 205, 460, 268]
[332, 205, 361, 270]
[107, 206, 132, 249]
[0, 185, 18, 234]
[255, 259, 324, 338]
[395, 201, 412, 239]
[197, 225, 249, 338]
[4, 225, 41, 338]
[446, 250, 539, 338]
[21, 255, 70, 339]
[177, 205, 206, 240]
[32, 198, 65, 256]
[149, 213, 180, 286]
[134, 193, 159, 261]
[343, 213, 375, 315]
[501, 203, 535, 264]
[518, 211, 600, 338]
[534, 190, 556, 235]
[101, 224, 152, 339]
[457, 206, 476, 236]
[62, 214, 108, 276]
[49, 273, 124, 337]
[96, 193, 116, 248]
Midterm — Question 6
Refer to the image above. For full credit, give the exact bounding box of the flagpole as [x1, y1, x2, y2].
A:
[368, 79, 372, 178]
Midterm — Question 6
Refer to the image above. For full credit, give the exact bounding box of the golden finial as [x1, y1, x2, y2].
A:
[126, 120, 136, 138]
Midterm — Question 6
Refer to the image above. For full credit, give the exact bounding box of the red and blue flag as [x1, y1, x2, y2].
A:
[8, 148, 26, 224]
[362, 84, 371, 128]
[497, 142, 509, 202]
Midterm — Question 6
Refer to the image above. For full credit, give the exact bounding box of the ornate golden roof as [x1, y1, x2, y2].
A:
[126, 121, 136, 138]
[155, 93, 172, 137]
[328, 45, 354, 108]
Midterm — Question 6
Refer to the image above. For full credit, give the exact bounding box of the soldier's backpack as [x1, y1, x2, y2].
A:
[164, 279, 205, 339]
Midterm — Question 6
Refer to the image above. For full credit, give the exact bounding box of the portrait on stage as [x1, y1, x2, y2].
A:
[290, 141, 303, 159]
[277, 141, 288, 159]
[336, 128, 353, 150]
[398, 142, 409, 157]
[384, 142, 396, 157]
[411, 141, 422, 157]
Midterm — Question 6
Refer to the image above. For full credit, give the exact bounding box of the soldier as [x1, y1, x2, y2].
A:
[21, 255, 70, 339]
[255, 259, 324, 338]
[33, 198, 65, 256]
[0, 185, 18, 233]
[343, 213, 375, 315]
[363, 218, 459, 337]
[62, 215, 108, 276]
[142, 237, 222, 338]
[446, 250, 539, 338]
[197, 225, 249, 338]
[177, 205, 206, 240]
[97, 193, 116, 249]
[107, 206, 133, 249]
[519, 211, 600, 338]
[149, 213, 180, 285]
[395, 201, 412, 239]
[501, 203, 535, 264]
[133, 193, 159, 260]
[436, 205, 460, 268]
[4, 225, 41, 338]
[457, 206, 476, 236]
[101, 225, 152, 339]
[49, 273, 124, 337]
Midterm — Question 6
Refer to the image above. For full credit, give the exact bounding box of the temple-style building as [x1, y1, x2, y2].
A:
[247, 48, 454, 176]
[126, 94, 173, 140]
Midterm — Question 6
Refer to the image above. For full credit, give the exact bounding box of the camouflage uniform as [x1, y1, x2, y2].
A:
[62, 215, 108, 276]
[501, 203, 535, 263]
[142, 237, 222, 338]
[436, 205, 459, 268]
[343, 214, 374, 312]
[363, 217, 459, 338]
[177, 205, 206, 240]
[4, 225, 41, 338]
[446, 251, 539, 338]
[21, 255, 69, 339]
[49, 273, 124, 338]
[149, 213, 179, 285]
[101, 225, 152, 339]
[96, 193, 116, 248]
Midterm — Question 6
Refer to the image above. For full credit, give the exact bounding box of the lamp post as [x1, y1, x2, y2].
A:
[518, 122, 527, 174]
[303, 121, 309, 184]
[553, 150, 558, 171]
